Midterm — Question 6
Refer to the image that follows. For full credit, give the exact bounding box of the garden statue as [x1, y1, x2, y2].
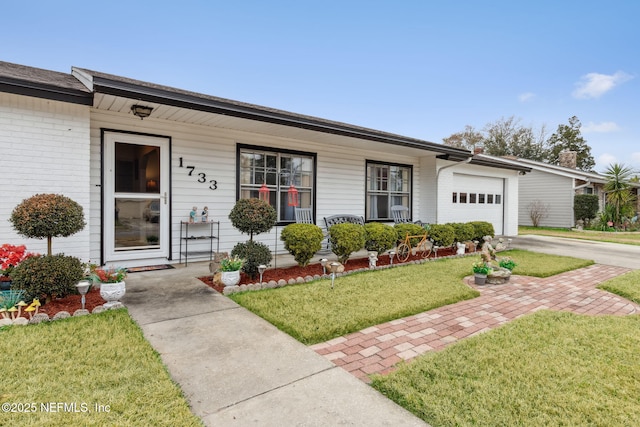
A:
[368, 251, 378, 269]
[480, 236, 496, 264]
[456, 241, 466, 255]
[201, 206, 209, 222]
[190, 206, 197, 223]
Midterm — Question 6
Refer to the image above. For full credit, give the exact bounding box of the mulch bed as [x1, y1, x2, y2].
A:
[8, 246, 463, 319]
[198, 246, 458, 293]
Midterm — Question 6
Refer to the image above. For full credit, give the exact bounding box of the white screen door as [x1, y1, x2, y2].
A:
[104, 132, 170, 262]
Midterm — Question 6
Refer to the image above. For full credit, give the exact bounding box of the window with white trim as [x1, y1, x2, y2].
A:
[238, 146, 315, 223]
[366, 161, 412, 221]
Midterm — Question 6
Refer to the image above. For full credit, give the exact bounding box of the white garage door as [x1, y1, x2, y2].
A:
[449, 173, 504, 234]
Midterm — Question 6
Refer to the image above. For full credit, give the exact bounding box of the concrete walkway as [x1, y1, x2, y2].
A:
[311, 264, 639, 382]
[123, 262, 427, 427]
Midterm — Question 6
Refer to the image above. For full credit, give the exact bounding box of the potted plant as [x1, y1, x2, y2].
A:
[472, 261, 493, 285]
[499, 257, 517, 271]
[0, 244, 37, 291]
[90, 265, 127, 308]
[219, 256, 244, 286]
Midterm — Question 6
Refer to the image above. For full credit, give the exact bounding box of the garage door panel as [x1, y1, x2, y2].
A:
[451, 173, 504, 234]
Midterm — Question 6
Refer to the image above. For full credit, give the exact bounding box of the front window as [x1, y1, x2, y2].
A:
[366, 161, 412, 221]
[238, 146, 315, 223]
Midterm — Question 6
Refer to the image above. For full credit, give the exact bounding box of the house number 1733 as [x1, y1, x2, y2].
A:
[179, 157, 217, 190]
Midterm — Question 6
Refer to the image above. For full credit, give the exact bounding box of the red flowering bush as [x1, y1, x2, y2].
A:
[0, 244, 37, 278]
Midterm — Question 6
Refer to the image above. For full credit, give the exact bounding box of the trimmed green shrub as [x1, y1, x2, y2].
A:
[281, 223, 324, 267]
[574, 194, 599, 223]
[394, 223, 426, 246]
[10, 254, 83, 303]
[329, 223, 366, 264]
[228, 198, 277, 240]
[449, 222, 475, 242]
[364, 222, 397, 254]
[469, 221, 495, 242]
[231, 241, 272, 279]
[429, 223, 455, 247]
[10, 193, 85, 256]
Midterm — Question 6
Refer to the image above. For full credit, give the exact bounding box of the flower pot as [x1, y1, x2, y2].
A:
[0, 278, 11, 291]
[474, 273, 487, 285]
[221, 271, 241, 287]
[100, 281, 126, 308]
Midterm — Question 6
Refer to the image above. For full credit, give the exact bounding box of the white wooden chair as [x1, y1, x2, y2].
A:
[294, 207, 313, 224]
[391, 205, 411, 224]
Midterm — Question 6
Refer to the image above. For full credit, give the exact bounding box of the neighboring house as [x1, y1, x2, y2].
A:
[475, 153, 637, 228]
[0, 61, 528, 268]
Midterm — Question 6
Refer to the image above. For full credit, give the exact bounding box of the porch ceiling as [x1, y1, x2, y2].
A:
[93, 93, 448, 156]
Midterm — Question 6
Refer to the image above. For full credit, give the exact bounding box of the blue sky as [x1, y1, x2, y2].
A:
[4, 1, 639, 172]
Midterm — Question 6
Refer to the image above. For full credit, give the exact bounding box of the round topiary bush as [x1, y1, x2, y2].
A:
[281, 223, 324, 267]
[364, 222, 396, 254]
[10, 193, 85, 256]
[428, 224, 456, 247]
[228, 199, 277, 240]
[10, 254, 83, 303]
[469, 221, 495, 242]
[329, 223, 365, 264]
[449, 222, 475, 242]
[231, 240, 272, 279]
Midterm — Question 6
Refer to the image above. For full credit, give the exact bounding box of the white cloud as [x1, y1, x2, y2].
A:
[582, 121, 620, 133]
[596, 153, 617, 170]
[632, 152, 640, 165]
[572, 71, 633, 99]
[518, 92, 535, 102]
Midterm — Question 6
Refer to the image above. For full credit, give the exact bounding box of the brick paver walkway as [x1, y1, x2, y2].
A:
[310, 264, 638, 382]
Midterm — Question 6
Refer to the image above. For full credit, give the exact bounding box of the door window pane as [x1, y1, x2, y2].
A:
[115, 198, 160, 249]
[115, 143, 160, 194]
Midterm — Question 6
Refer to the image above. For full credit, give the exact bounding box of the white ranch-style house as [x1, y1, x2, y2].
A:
[0, 61, 529, 268]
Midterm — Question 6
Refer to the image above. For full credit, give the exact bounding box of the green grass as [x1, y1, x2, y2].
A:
[598, 269, 640, 304]
[371, 310, 640, 427]
[0, 309, 202, 427]
[230, 250, 592, 344]
[519, 225, 640, 245]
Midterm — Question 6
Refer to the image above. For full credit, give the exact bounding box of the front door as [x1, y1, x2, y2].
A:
[104, 131, 170, 263]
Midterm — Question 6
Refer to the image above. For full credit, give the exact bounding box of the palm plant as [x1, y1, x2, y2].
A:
[603, 163, 636, 226]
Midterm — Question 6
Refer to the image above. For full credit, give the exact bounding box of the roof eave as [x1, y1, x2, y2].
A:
[86, 74, 472, 158]
[0, 76, 93, 106]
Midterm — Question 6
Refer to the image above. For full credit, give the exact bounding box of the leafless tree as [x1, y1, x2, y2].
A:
[528, 200, 549, 227]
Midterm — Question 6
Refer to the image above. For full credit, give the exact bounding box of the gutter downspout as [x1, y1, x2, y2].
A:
[573, 178, 591, 191]
[435, 156, 473, 224]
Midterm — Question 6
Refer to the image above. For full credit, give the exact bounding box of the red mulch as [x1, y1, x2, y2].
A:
[199, 247, 458, 293]
[5, 287, 105, 320]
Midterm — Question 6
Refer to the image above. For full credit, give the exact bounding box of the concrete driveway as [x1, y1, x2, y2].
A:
[509, 234, 640, 269]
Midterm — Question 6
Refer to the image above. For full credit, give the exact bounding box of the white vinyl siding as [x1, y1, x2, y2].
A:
[89, 110, 421, 260]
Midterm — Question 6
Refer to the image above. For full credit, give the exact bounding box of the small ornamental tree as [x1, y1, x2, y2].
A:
[228, 199, 277, 241]
[10, 193, 85, 256]
[228, 198, 277, 278]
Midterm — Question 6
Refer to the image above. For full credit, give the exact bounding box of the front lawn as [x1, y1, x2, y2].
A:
[371, 310, 640, 426]
[519, 225, 640, 245]
[0, 309, 202, 427]
[598, 269, 640, 304]
[230, 250, 592, 344]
